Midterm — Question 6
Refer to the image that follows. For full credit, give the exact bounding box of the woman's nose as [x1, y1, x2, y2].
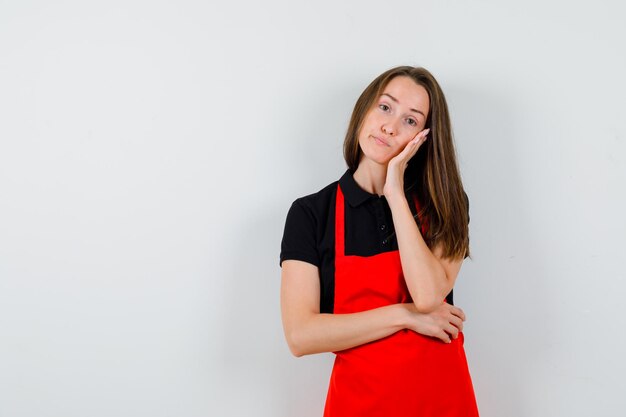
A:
[382, 120, 397, 136]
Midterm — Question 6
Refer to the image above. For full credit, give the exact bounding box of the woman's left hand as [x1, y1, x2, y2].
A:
[383, 128, 430, 199]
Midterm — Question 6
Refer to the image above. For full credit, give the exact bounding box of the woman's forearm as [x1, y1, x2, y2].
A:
[281, 259, 464, 357]
[285, 304, 408, 357]
[386, 193, 451, 313]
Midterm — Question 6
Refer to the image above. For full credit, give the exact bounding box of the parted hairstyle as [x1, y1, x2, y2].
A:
[343, 65, 470, 261]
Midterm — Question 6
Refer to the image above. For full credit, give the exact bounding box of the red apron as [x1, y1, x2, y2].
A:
[323, 184, 479, 417]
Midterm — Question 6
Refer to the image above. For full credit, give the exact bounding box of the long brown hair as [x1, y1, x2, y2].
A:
[343, 65, 470, 260]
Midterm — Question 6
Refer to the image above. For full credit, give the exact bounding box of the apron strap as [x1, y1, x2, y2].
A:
[335, 184, 345, 257]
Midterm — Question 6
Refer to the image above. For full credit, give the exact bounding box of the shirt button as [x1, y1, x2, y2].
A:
[382, 239, 388, 245]
[380, 224, 386, 231]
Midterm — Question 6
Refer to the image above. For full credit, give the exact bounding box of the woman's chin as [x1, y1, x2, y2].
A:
[361, 152, 395, 167]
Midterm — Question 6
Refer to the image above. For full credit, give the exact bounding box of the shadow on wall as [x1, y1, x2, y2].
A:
[448, 81, 557, 416]
[218, 203, 333, 417]
[212, 73, 349, 417]
[211, 73, 353, 416]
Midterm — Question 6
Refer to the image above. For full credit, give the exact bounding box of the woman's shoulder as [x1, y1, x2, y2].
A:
[281, 177, 339, 240]
[289, 177, 340, 216]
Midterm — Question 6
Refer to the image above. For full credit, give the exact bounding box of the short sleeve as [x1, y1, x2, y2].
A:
[279, 199, 320, 268]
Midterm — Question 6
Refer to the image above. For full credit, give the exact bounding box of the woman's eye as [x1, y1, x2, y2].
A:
[379, 104, 390, 111]
[407, 118, 417, 126]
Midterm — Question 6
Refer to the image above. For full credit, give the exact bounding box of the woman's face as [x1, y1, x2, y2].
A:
[357, 76, 430, 167]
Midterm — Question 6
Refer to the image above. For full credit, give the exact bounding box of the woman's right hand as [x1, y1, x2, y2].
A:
[402, 302, 466, 343]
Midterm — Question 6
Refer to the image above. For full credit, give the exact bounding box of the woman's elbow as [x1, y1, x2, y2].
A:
[412, 283, 451, 313]
[286, 339, 305, 357]
[413, 298, 441, 314]
[284, 329, 310, 358]
[289, 347, 306, 358]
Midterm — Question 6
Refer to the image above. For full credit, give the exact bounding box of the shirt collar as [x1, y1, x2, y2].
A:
[339, 169, 379, 207]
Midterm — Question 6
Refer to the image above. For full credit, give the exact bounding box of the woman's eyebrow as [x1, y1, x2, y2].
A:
[381, 93, 425, 118]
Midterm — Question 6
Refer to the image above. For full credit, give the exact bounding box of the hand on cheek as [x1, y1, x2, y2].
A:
[383, 128, 430, 199]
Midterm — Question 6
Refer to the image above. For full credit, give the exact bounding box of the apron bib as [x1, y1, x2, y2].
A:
[323, 184, 479, 417]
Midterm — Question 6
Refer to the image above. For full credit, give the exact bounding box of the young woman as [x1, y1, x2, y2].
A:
[279, 66, 479, 416]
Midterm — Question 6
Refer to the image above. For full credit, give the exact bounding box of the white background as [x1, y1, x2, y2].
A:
[1, 1, 625, 416]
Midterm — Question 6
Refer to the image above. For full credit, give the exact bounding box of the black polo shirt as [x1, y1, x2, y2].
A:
[280, 169, 466, 314]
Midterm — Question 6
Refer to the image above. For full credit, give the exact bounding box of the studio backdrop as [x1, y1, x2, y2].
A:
[1, 1, 624, 416]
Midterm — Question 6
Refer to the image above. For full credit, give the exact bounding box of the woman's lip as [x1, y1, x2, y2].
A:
[373, 135, 389, 146]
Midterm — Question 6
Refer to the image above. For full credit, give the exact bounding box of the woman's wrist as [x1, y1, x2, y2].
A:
[393, 303, 414, 330]
[386, 191, 409, 213]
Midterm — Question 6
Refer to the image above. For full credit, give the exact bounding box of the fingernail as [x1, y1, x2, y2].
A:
[424, 128, 431, 136]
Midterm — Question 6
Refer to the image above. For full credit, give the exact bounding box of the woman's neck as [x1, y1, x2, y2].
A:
[353, 161, 388, 197]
